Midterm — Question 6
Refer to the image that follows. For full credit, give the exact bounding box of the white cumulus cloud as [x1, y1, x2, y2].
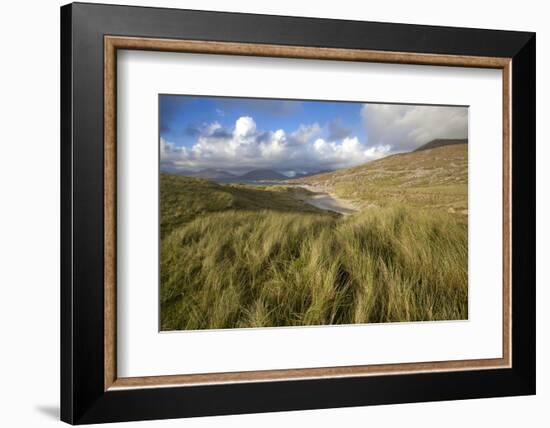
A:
[162, 116, 386, 174]
[289, 123, 321, 145]
[234, 116, 256, 139]
[312, 137, 390, 169]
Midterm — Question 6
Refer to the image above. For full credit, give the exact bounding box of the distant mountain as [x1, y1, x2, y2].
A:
[191, 168, 237, 180]
[166, 168, 332, 182]
[414, 138, 468, 152]
[161, 165, 195, 176]
[239, 169, 287, 181]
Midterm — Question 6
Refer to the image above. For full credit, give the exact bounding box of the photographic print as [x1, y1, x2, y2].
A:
[159, 95, 468, 331]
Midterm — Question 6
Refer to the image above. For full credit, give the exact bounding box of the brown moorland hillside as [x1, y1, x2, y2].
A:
[414, 138, 468, 152]
[289, 144, 468, 214]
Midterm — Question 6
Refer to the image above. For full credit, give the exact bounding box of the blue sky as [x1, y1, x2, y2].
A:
[160, 94, 468, 176]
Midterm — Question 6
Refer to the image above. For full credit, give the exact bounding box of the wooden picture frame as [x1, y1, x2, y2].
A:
[61, 2, 535, 424]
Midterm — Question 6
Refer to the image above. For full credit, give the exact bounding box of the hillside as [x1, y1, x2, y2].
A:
[290, 144, 468, 214]
[160, 172, 467, 330]
[414, 138, 468, 152]
[160, 144, 469, 330]
[294, 169, 333, 179]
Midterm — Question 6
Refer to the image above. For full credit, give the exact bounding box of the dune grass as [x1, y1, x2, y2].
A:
[160, 173, 328, 239]
[160, 173, 468, 330]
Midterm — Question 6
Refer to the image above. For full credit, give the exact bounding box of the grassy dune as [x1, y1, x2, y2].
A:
[160, 158, 468, 330]
[160, 174, 330, 239]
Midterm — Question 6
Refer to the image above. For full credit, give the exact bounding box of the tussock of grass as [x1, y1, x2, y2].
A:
[160, 192, 468, 330]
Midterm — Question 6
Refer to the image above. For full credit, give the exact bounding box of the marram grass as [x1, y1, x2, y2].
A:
[160, 174, 467, 330]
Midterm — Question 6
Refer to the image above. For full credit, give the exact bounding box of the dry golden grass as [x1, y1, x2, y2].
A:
[160, 170, 468, 330]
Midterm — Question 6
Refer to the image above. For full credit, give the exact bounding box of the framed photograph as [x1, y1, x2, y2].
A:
[60, 2, 535, 424]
